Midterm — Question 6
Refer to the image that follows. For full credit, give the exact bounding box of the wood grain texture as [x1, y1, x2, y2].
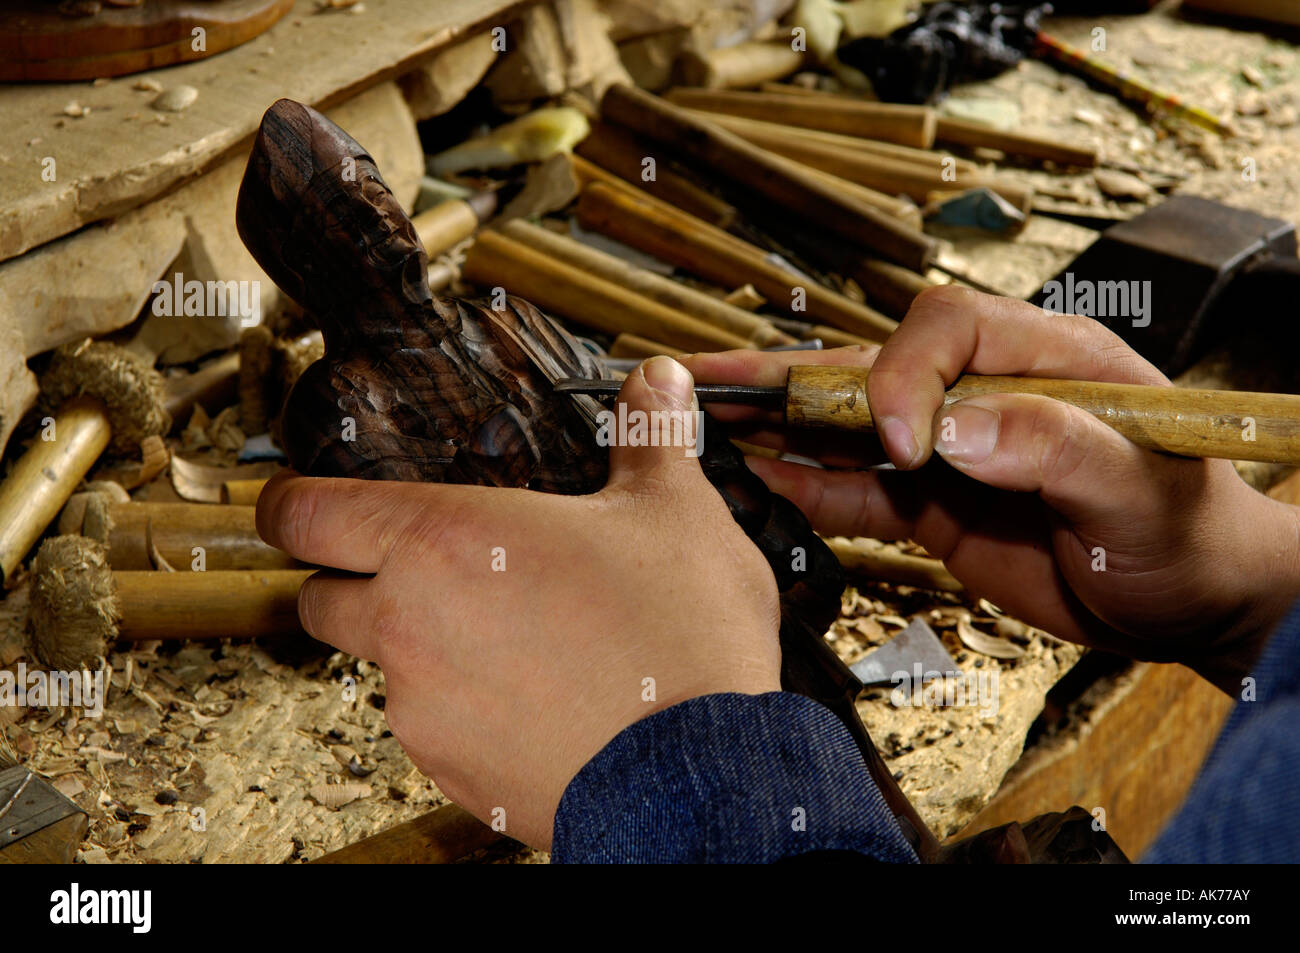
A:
[665, 87, 938, 149]
[956, 662, 1234, 859]
[311, 802, 506, 864]
[462, 230, 754, 353]
[0, 811, 87, 865]
[0, 397, 110, 582]
[576, 182, 897, 341]
[87, 502, 298, 571]
[0, 0, 294, 81]
[495, 219, 792, 347]
[785, 365, 1300, 464]
[114, 570, 313, 641]
[574, 122, 739, 228]
[599, 84, 939, 273]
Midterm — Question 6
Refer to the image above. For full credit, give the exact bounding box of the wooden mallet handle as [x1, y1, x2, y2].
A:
[785, 365, 1300, 464]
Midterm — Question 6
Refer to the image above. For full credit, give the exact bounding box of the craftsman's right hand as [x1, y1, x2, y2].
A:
[255, 357, 782, 850]
[684, 287, 1300, 694]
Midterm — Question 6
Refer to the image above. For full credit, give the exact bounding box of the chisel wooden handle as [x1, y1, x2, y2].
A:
[784, 365, 1300, 464]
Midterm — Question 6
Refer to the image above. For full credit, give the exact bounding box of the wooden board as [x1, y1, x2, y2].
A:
[953, 661, 1235, 859]
[0, 0, 531, 265]
[0, 0, 294, 81]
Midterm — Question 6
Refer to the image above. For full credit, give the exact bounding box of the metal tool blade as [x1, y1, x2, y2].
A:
[555, 378, 787, 409]
[849, 617, 960, 688]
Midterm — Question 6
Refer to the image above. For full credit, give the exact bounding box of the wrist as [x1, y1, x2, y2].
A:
[1195, 495, 1300, 694]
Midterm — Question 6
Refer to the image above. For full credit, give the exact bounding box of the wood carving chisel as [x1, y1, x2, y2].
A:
[556, 366, 1300, 465]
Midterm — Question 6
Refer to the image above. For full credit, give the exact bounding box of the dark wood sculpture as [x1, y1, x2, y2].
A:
[236, 99, 939, 860]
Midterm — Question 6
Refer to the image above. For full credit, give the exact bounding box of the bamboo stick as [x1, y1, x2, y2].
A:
[665, 87, 937, 149]
[576, 181, 897, 342]
[62, 500, 298, 570]
[784, 365, 1300, 465]
[114, 570, 311, 641]
[462, 230, 754, 352]
[0, 397, 110, 581]
[599, 84, 940, 273]
[497, 219, 794, 348]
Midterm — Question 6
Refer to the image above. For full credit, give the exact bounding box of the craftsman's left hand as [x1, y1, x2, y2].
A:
[255, 357, 781, 849]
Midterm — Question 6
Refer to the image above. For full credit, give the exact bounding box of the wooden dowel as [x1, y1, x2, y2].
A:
[113, 570, 312, 642]
[312, 802, 508, 864]
[221, 477, 269, 506]
[848, 258, 934, 320]
[824, 536, 963, 593]
[684, 108, 978, 174]
[608, 334, 686, 360]
[723, 284, 766, 311]
[781, 226, 935, 320]
[765, 315, 878, 349]
[754, 83, 1099, 168]
[935, 116, 1098, 168]
[599, 84, 940, 273]
[164, 351, 240, 423]
[575, 123, 738, 228]
[785, 365, 1300, 465]
[665, 87, 937, 149]
[68, 500, 298, 570]
[676, 41, 809, 90]
[710, 116, 1035, 214]
[576, 181, 897, 342]
[462, 230, 753, 352]
[410, 194, 495, 257]
[0, 397, 110, 581]
[497, 219, 794, 348]
[772, 152, 925, 228]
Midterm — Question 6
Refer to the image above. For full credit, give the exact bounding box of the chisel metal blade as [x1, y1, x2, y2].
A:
[850, 617, 961, 688]
[555, 378, 787, 410]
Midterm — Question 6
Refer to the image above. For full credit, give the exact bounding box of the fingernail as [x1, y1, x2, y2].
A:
[642, 356, 694, 409]
[878, 416, 920, 469]
[934, 401, 1000, 466]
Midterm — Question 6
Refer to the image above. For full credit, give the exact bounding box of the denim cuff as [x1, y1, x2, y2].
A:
[551, 691, 919, 864]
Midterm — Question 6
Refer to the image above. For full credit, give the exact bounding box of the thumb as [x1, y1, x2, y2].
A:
[931, 393, 1179, 527]
[603, 356, 706, 491]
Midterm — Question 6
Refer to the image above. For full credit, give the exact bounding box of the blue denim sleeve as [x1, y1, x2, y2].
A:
[1145, 598, 1300, 863]
[550, 691, 919, 864]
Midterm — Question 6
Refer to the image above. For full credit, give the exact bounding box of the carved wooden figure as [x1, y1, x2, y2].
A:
[236, 99, 937, 859]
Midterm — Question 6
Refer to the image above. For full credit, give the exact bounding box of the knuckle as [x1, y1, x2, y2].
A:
[367, 589, 412, 660]
[907, 283, 980, 321]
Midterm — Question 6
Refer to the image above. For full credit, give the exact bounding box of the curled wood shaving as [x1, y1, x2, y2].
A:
[145, 518, 176, 572]
[957, 618, 1026, 660]
[308, 782, 372, 809]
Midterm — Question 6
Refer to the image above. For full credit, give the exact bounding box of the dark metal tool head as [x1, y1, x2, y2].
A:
[555, 378, 787, 410]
